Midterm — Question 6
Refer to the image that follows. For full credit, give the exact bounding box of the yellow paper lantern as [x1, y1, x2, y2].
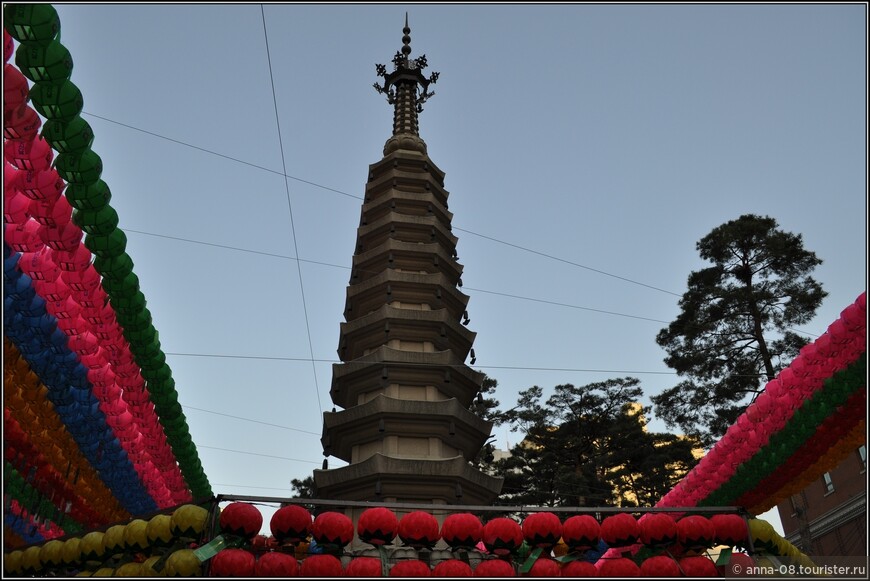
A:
[92, 566, 116, 576]
[141, 555, 165, 577]
[22, 545, 44, 574]
[104, 524, 128, 555]
[4, 550, 24, 575]
[165, 549, 202, 577]
[170, 504, 209, 539]
[124, 518, 150, 552]
[40, 539, 65, 567]
[115, 562, 142, 576]
[147, 514, 174, 547]
[62, 536, 83, 565]
[80, 531, 106, 562]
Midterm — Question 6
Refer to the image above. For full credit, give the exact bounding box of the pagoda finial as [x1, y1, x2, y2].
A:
[373, 14, 440, 124]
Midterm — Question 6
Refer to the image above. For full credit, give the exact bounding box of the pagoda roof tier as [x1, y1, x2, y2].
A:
[367, 151, 446, 190]
[360, 189, 453, 226]
[321, 394, 493, 462]
[338, 305, 476, 361]
[355, 212, 458, 255]
[351, 239, 463, 285]
[313, 454, 503, 506]
[344, 270, 470, 322]
[330, 346, 484, 409]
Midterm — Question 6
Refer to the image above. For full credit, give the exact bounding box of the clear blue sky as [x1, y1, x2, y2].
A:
[46, 3, 865, 533]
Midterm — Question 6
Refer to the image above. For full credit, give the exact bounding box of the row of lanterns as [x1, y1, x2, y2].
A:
[4, 2, 212, 531]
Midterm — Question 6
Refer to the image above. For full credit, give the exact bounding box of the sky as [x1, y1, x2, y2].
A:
[35, 2, 866, 534]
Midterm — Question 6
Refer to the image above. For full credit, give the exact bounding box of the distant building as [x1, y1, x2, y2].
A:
[776, 445, 867, 556]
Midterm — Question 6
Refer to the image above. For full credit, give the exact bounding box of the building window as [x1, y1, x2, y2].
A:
[858, 445, 866, 470]
[822, 472, 835, 494]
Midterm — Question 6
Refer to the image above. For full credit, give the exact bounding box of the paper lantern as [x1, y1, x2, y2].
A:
[62, 536, 82, 565]
[269, 504, 313, 544]
[92, 567, 115, 577]
[219, 502, 263, 538]
[600, 514, 638, 547]
[638, 513, 677, 547]
[114, 562, 142, 577]
[680, 556, 718, 577]
[41, 115, 95, 155]
[39, 539, 64, 568]
[721, 552, 755, 577]
[482, 518, 523, 556]
[146, 513, 174, 547]
[5, 135, 53, 171]
[345, 556, 382, 577]
[398, 510, 440, 549]
[522, 512, 562, 549]
[676, 516, 714, 551]
[4, 103, 41, 140]
[639, 555, 679, 577]
[441, 513, 483, 549]
[4, 550, 23, 576]
[433, 559, 473, 577]
[29, 79, 84, 122]
[473, 558, 516, 577]
[528, 557, 561, 577]
[3, 3, 60, 44]
[312, 511, 354, 549]
[256, 551, 299, 577]
[4, 62, 29, 110]
[124, 518, 150, 552]
[598, 557, 639, 577]
[170, 504, 208, 539]
[300, 554, 343, 577]
[390, 559, 431, 577]
[79, 531, 105, 561]
[165, 548, 202, 577]
[358, 507, 399, 546]
[560, 560, 597, 577]
[210, 548, 256, 577]
[711, 514, 748, 547]
[103, 524, 127, 555]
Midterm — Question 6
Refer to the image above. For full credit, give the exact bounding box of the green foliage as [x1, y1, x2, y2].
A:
[492, 378, 699, 507]
[653, 214, 826, 447]
[291, 476, 316, 499]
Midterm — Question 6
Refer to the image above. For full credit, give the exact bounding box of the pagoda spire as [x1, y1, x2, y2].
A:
[374, 14, 440, 154]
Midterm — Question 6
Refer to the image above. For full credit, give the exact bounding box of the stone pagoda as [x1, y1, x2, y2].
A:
[313, 17, 503, 507]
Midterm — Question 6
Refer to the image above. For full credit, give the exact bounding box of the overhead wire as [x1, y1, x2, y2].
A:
[260, 5, 322, 417]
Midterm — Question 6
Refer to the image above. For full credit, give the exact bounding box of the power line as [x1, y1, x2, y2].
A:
[182, 405, 321, 436]
[261, 5, 322, 418]
[197, 445, 322, 465]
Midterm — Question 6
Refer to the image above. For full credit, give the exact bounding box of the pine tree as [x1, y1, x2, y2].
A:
[652, 214, 826, 447]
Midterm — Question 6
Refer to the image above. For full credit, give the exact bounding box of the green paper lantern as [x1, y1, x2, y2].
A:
[138, 350, 167, 371]
[73, 204, 119, 235]
[93, 251, 134, 280]
[101, 272, 140, 296]
[15, 39, 72, 84]
[65, 179, 111, 210]
[4, 4, 60, 44]
[141, 362, 172, 384]
[110, 289, 146, 312]
[42, 116, 95, 155]
[29, 80, 83, 122]
[56, 149, 103, 184]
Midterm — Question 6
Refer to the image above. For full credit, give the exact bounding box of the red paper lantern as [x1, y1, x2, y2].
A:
[528, 557, 561, 577]
[390, 560, 431, 577]
[598, 557, 639, 577]
[676, 516, 714, 551]
[358, 507, 399, 546]
[270, 505, 312, 544]
[300, 554, 343, 577]
[638, 513, 677, 547]
[474, 558, 516, 577]
[210, 548, 256, 577]
[639, 555, 679, 577]
[600, 514, 638, 547]
[311, 511, 353, 549]
[432, 559, 472, 577]
[219, 502, 263, 539]
[562, 515, 600, 552]
[560, 560, 597, 577]
[522, 512, 562, 549]
[710, 514, 748, 547]
[482, 518, 523, 557]
[679, 556, 718, 577]
[255, 551, 299, 577]
[441, 513, 483, 549]
[398, 511, 440, 549]
[345, 556, 382, 577]
[721, 552, 755, 577]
